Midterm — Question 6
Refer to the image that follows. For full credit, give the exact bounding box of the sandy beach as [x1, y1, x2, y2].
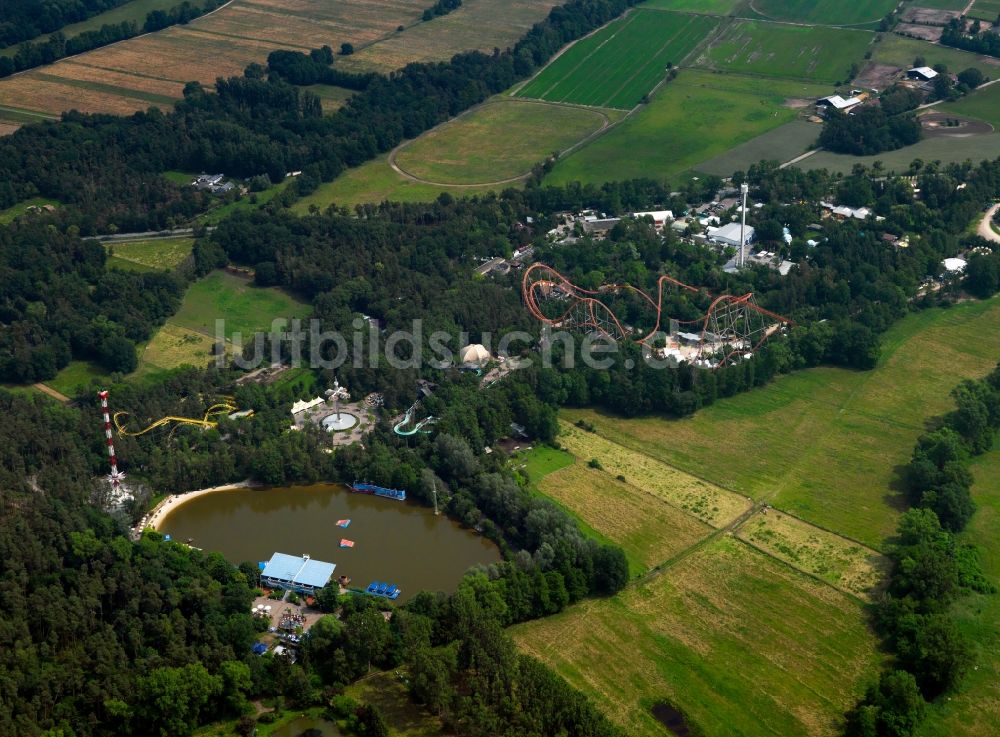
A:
[138, 480, 256, 533]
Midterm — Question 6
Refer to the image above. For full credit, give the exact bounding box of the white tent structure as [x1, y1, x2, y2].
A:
[459, 343, 491, 366]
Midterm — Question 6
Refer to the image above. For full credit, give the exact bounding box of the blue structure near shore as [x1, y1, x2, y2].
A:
[260, 552, 336, 594]
[366, 581, 401, 600]
[350, 482, 406, 501]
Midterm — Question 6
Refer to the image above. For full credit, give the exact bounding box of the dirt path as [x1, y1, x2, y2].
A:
[979, 203, 1000, 244]
[33, 383, 70, 402]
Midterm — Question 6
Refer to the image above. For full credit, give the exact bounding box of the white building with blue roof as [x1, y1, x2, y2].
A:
[260, 552, 336, 593]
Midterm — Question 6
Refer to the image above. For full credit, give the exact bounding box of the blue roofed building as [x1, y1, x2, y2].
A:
[260, 552, 336, 593]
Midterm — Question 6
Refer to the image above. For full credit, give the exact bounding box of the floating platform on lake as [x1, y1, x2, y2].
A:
[350, 482, 406, 501]
[336, 519, 351, 528]
[365, 581, 401, 600]
[340, 539, 355, 548]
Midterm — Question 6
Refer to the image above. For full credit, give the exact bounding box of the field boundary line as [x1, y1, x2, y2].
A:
[738, 1, 887, 29]
[0, 104, 57, 120]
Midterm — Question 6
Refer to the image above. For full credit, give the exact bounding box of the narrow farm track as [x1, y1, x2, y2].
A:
[979, 203, 1000, 244]
[33, 383, 70, 402]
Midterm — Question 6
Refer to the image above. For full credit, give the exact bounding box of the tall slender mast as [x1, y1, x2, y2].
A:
[432, 480, 439, 516]
[739, 182, 749, 269]
[98, 390, 125, 490]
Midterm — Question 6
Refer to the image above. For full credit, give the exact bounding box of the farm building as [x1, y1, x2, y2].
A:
[707, 222, 755, 248]
[191, 173, 235, 194]
[816, 95, 863, 115]
[260, 553, 336, 594]
[907, 67, 938, 81]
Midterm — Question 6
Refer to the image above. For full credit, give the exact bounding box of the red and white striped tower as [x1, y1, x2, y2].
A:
[98, 390, 125, 490]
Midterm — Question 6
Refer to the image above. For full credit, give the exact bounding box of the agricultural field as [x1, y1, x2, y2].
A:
[697, 21, 874, 83]
[735, 510, 887, 601]
[557, 421, 749, 527]
[941, 78, 1000, 127]
[293, 154, 498, 210]
[870, 33, 1000, 78]
[516, 9, 718, 109]
[536, 460, 713, 574]
[0, 0, 429, 117]
[562, 297, 1000, 548]
[339, 0, 559, 73]
[0, 122, 18, 136]
[918, 445, 1000, 737]
[44, 360, 112, 397]
[747, 0, 895, 26]
[694, 118, 819, 176]
[642, 0, 741, 13]
[171, 270, 312, 339]
[545, 69, 828, 186]
[393, 100, 611, 184]
[105, 237, 195, 271]
[514, 535, 880, 737]
[970, 0, 1000, 22]
[800, 133, 1000, 175]
[137, 323, 218, 375]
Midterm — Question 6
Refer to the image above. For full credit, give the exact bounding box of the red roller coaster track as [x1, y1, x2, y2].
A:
[521, 262, 793, 368]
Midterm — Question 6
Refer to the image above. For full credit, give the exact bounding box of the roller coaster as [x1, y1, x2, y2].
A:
[521, 263, 792, 368]
[113, 396, 252, 437]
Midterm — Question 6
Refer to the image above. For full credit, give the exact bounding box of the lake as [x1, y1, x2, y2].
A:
[159, 483, 501, 600]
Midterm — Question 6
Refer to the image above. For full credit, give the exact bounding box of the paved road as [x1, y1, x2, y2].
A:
[978, 203, 1000, 244]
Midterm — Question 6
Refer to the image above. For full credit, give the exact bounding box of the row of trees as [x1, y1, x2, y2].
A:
[941, 17, 1000, 58]
[0, 0, 130, 48]
[844, 364, 1000, 736]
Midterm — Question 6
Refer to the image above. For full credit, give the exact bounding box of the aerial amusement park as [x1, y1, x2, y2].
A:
[521, 262, 792, 369]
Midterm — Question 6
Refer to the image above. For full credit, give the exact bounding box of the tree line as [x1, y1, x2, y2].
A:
[0, 0, 131, 48]
[844, 363, 1000, 736]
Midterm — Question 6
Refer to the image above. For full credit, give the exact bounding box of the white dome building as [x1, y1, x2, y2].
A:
[459, 343, 491, 366]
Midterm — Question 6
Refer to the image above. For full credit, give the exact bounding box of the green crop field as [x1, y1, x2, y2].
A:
[562, 297, 1000, 548]
[748, 0, 895, 26]
[514, 535, 879, 737]
[516, 9, 718, 109]
[871, 33, 999, 77]
[0, 197, 61, 224]
[970, 0, 1000, 22]
[698, 21, 873, 83]
[642, 0, 741, 13]
[801, 133, 1000, 175]
[105, 237, 194, 271]
[394, 100, 610, 183]
[294, 154, 500, 210]
[545, 69, 828, 186]
[170, 270, 311, 340]
[941, 81, 1000, 127]
[918, 445, 1000, 736]
[695, 118, 820, 175]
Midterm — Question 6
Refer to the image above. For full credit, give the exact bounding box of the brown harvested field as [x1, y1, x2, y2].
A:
[341, 0, 559, 73]
[896, 23, 943, 42]
[539, 461, 713, 571]
[45, 61, 187, 99]
[0, 74, 163, 115]
[558, 421, 751, 527]
[900, 6, 962, 24]
[0, 0, 428, 116]
[736, 509, 889, 601]
[853, 61, 902, 90]
[196, 0, 426, 48]
[0, 122, 20, 136]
